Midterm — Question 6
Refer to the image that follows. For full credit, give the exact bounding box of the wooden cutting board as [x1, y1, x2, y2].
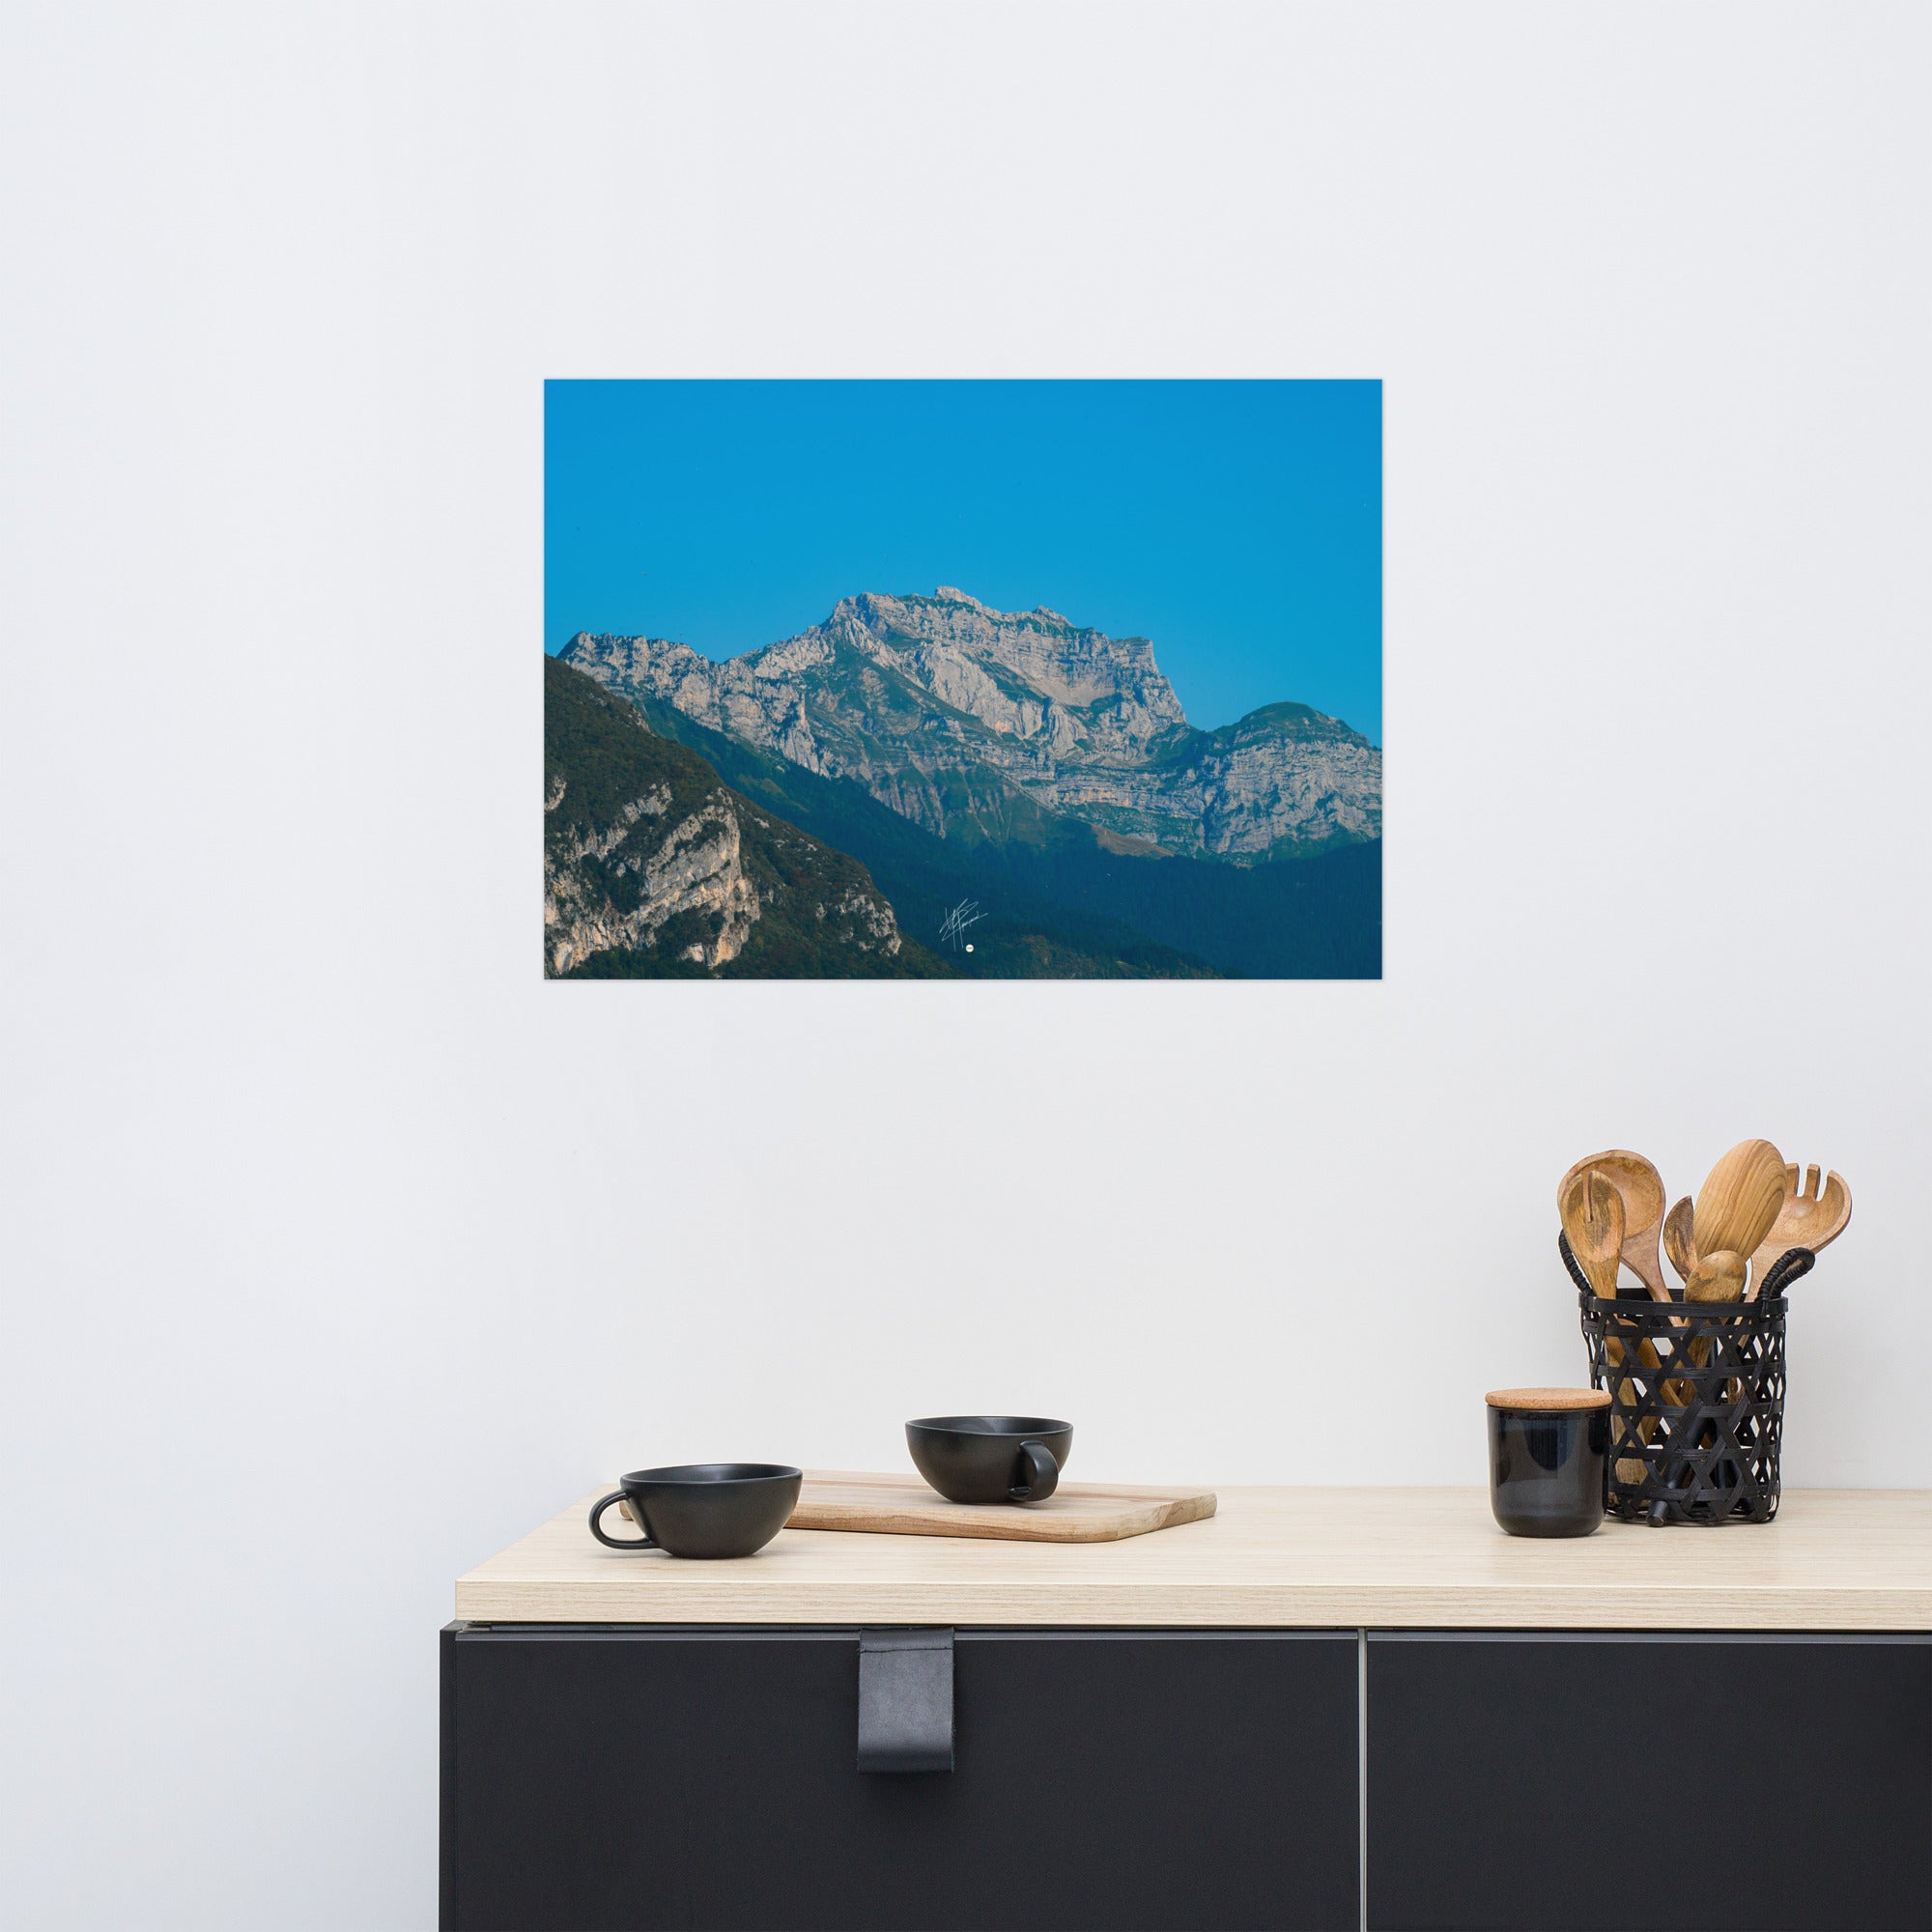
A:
[785, 1470, 1217, 1544]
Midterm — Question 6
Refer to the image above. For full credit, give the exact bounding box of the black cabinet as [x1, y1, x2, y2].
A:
[1366, 1633, 1932, 1931]
[444, 1623, 1932, 1931]
[441, 1626, 1361, 1932]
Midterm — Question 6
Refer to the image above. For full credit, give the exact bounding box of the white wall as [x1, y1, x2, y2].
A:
[3, 4, 1927, 1925]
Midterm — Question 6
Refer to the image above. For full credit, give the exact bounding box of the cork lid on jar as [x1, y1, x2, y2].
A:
[1485, 1386, 1612, 1411]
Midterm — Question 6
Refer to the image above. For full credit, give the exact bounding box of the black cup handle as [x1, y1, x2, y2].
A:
[588, 1491, 656, 1550]
[1009, 1440, 1060, 1503]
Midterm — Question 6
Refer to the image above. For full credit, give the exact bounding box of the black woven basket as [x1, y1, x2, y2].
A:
[1564, 1234, 1812, 1526]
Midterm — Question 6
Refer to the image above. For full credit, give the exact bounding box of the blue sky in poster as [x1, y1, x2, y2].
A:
[544, 380, 1381, 744]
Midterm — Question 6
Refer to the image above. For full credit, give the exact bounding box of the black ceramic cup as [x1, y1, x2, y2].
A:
[905, 1416, 1072, 1505]
[587, 1463, 802, 1558]
[1486, 1389, 1608, 1538]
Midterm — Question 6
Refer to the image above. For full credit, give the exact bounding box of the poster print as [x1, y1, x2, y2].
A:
[545, 381, 1380, 980]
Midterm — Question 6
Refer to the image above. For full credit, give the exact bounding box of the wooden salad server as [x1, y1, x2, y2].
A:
[1557, 1151, 1669, 1301]
[1559, 1168, 1649, 1483]
[1559, 1167, 1625, 1297]
[1747, 1165, 1852, 1299]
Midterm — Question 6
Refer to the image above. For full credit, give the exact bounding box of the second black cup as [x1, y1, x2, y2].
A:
[906, 1416, 1072, 1504]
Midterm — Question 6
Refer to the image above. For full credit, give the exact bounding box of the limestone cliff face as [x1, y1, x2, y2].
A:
[544, 784, 760, 975]
[544, 654, 928, 980]
[560, 588, 1379, 862]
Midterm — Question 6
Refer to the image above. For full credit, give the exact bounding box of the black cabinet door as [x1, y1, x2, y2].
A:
[1366, 1632, 1932, 1931]
[442, 1626, 1360, 1932]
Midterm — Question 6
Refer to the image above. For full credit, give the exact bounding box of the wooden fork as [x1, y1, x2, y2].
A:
[1748, 1165, 1852, 1298]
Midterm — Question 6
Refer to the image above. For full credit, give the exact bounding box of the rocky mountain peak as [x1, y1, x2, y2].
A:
[817, 588, 1182, 720]
[559, 587, 1379, 864]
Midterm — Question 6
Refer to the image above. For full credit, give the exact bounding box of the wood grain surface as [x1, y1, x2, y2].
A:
[784, 1471, 1216, 1542]
[453, 1484, 1932, 1631]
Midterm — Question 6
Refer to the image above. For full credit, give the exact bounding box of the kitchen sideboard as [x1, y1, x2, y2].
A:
[443, 1486, 1932, 1932]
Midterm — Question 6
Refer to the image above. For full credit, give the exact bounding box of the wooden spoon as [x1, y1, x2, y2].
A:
[1662, 1197, 1697, 1285]
[1692, 1140, 1786, 1269]
[1556, 1151, 1669, 1301]
[1684, 1249, 1747, 1304]
[1747, 1165, 1852, 1299]
[1559, 1168, 1624, 1297]
[1662, 1247, 1748, 1404]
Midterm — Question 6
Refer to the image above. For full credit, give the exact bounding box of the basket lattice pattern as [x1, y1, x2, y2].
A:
[1577, 1289, 1788, 1525]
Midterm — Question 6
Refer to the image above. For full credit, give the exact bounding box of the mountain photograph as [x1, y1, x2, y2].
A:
[544, 381, 1381, 980]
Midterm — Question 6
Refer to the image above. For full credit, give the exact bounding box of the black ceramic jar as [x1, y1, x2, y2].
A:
[1485, 1387, 1608, 1538]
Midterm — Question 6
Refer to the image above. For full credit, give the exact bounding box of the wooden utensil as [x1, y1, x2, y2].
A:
[1691, 1139, 1787, 1270]
[1560, 1170, 1650, 1481]
[1662, 1196, 1697, 1285]
[1679, 1140, 1783, 1396]
[1558, 1229, 1656, 1479]
[1559, 1168, 1624, 1297]
[1666, 1247, 1748, 1405]
[1747, 1165, 1852, 1298]
[1556, 1151, 1669, 1301]
[1683, 1249, 1746, 1304]
[1651, 1195, 1706, 1410]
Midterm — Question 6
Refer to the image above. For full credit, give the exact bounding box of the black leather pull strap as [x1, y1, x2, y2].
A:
[857, 1629, 954, 1773]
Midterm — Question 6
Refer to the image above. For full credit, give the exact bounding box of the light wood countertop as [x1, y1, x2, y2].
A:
[455, 1482, 1932, 1631]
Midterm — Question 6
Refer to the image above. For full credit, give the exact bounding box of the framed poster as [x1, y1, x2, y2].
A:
[545, 380, 1380, 979]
